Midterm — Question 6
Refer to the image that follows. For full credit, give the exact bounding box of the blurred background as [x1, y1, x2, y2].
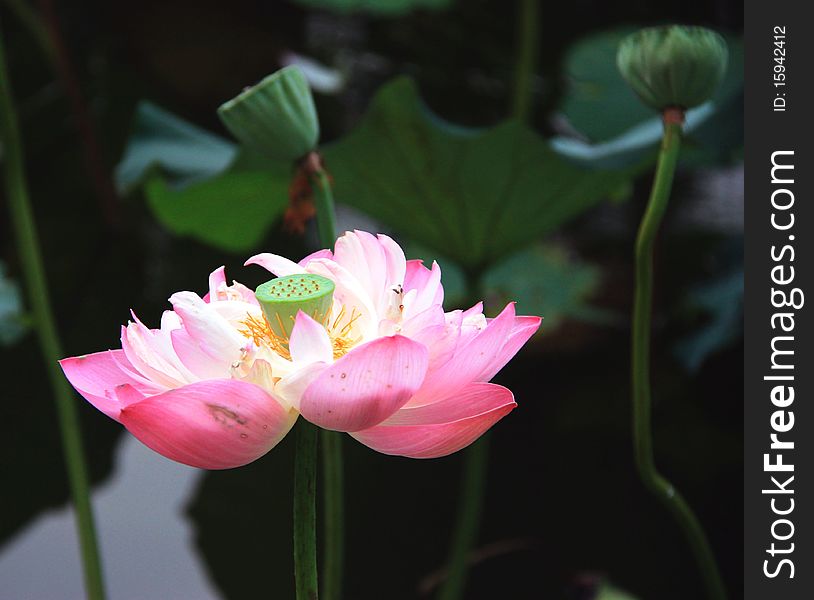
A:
[0, 1, 742, 599]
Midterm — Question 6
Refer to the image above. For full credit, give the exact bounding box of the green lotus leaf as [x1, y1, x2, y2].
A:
[324, 77, 635, 270]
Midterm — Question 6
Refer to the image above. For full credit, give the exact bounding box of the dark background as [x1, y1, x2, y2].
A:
[0, 1, 743, 598]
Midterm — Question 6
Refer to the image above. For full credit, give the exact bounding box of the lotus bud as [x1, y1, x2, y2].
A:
[255, 273, 334, 339]
[616, 26, 728, 112]
[218, 66, 319, 162]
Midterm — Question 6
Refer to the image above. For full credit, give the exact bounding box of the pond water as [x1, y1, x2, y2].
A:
[0, 437, 220, 600]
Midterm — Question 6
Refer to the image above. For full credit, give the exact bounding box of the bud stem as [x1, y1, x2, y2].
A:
[511, 0, 540, 122]
[304, 152, 338, 246]
[631, 116, 727, 600]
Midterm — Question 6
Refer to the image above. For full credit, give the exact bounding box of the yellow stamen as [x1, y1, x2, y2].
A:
[240, 313, 292, 360]
[239, 304, 362, 361]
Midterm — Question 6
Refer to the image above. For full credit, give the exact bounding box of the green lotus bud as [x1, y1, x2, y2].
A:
[218, 66, 319, 162]
[255, 274, 334, 339]
[616, 26, 728, 111]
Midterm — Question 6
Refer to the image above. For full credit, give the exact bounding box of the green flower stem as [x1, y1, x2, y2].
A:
[307, 151, 344, 600]
[294, 421, 319, 600]
[439, 4, 540, 589]
[320, 428, 344, 600]
[437, 435, 490, 600]
[437, 271, 489, 600]
[511, 0, 540, 122]
[0, 27, 106, 600]
[631, 112, 726, 600]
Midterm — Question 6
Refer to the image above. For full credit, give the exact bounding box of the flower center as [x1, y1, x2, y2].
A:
[241, 273, 362, 361]
[240, 305, 362, 361]
[255, 274, 335, 338]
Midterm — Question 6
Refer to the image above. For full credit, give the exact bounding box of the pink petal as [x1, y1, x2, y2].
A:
[454, 304, 488, 347]
[206, 266, 227, 302]
[121, 319, 189, 389]
[231, 282, 260, 305]
[171, 328, 229, 380]
[351, 382, 516, 458]
[334, 231, 384, 280]
[289, 311, 333, 364]
[245, 253, 305, 277]
[299, 335, 428, 432]
[478, 315, 541, 383]
[334, 231, 390, 314]
[205, 267, 259, 305]
[402, 261, 443, 320]
[239, 359, 276, 392]
[208, 297, 260, 325]
[59, 350, 163, 420]
[406, 303, 516, 407]
[461, 302, 484, 320]
[119, 379, 297, 469]
[401, 305, 460, 368]
[159, 310, 183, 330]
[109, 348, 164, 390]
[113, 382, 147, 407]
[305, 258, 378, 337]
[299, 248, 333, 266]
[274, 361, 328, 410]
[377, 233, 406, 290]
[169, 292, 247, 366]
[404, 259, 430, 291]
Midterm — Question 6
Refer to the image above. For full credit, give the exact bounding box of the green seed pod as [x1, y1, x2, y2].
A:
[218, 66, 319, 162]
[255, 274, 334, 339]
[616, 26, 728, 111]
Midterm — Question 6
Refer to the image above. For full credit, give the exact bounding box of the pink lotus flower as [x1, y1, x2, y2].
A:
[61, 231, 540, 469]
